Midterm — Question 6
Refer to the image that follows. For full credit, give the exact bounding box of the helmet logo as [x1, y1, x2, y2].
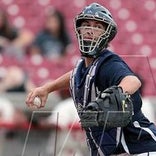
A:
[87, 10, 93, 14]
[95, 12, 99, 17]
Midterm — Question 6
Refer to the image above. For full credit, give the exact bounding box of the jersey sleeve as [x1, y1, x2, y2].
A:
[98, 59, 135, 88]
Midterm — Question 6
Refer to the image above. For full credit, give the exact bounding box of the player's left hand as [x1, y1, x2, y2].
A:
[79, 86, 133, 129]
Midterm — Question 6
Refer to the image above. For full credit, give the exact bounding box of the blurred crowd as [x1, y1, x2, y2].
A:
[0, 3, 155, 156]
[0, 6, 73, 92]
[0, 5, 77, 111]
[0, 5, 86, 156]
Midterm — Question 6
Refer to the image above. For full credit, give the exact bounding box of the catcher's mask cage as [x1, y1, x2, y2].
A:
[74, 3, 117, 58]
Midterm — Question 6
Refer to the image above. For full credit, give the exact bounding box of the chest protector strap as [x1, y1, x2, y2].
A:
[70, 58, 99, 109]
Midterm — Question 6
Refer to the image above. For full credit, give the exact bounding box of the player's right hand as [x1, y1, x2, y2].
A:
[26, 86, 49, 109]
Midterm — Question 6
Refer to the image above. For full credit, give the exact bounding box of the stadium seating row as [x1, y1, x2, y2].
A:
[0, 0, 155, 96]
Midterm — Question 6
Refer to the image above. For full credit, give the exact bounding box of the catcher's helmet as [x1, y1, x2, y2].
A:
[74, 3, 117, 58]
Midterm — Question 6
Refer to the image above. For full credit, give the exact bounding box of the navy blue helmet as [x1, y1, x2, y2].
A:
[74, 3, 117, 58]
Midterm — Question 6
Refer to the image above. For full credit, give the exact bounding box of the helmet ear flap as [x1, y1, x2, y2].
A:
[76, 18, 83, 28]
[107, 26, 117, 42]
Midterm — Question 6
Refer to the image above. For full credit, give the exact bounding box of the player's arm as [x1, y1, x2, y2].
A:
[26, 71, 71, 108]
[43, 71, 71, 93]
[118, 75, 141, 95]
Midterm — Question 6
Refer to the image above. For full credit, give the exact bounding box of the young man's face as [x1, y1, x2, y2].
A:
[79, 19, 106, 41]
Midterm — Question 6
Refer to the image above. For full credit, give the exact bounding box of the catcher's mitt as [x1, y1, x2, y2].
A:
[79, 86, 133, 129]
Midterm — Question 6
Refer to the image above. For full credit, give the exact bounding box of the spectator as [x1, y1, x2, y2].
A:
[0, 8, 34, 59]
[0, 96, 27, 125]
[0, 65, 35, 93]
[29, 7, 71, 60]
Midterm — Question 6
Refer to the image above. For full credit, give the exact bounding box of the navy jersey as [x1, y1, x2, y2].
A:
[70, 49, 156, 156]
[95, 51, 142, 113]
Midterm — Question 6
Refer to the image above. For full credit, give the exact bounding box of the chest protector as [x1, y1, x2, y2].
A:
[70, 52, 114, 114]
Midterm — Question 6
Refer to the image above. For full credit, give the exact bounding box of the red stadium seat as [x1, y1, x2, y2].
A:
[0, 0, 155, 95]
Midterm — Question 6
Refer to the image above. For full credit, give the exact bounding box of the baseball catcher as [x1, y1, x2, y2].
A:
[26, 2, 156, 155]
[79, 86, 133, 129]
